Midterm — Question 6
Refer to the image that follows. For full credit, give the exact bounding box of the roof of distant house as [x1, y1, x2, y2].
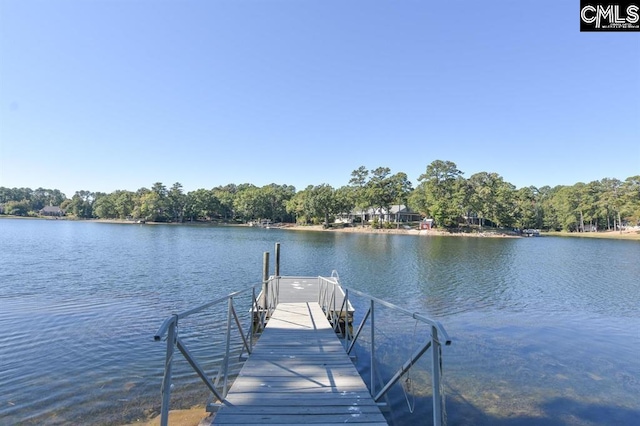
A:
[40, 206, 63, 213]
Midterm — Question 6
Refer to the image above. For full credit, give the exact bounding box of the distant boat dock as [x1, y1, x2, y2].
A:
[154, 244, 451, 425]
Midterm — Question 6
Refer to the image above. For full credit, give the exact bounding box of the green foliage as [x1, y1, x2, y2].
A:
[213, 184, 238, 220]
[261, 183, 296, 222]
[3, 200, 30, 216]
[168, 183, 186, 222]
[1, 164, 639, 232]
[514, 186, 542, 229]
[66, 191, 95, 218]
[233, 185, 264, 221]
[226, 183, 296, 223]
[286, 184, 347, 225]
[622, 176, 640, 224]
[93, 194, 116, 219]
[0, 187, 67, 217]
[416, 160, 464, 227]
[187, 188, 219, 221]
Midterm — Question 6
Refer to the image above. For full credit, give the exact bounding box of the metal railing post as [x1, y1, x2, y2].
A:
[318, 277, 323, 309]
[370, 299, 375, 397]
[431, 326, 444, 426]
[344, 289, 350, 343]
[251, 287, 256, 344]
[332, 280, 337, 326]
[222, 297, 233, 396]
[160, 315, 177, 426]
[262, 252, 269, 309]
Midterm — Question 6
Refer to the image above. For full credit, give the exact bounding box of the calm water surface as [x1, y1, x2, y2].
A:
[1, 219, 639, 425]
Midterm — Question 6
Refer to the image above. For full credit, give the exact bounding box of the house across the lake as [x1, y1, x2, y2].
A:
[39, 206, 65, 217]
[337, 205, 422, 224]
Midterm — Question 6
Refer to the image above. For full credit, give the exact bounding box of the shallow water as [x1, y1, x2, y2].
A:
[0, 219, 638, 425]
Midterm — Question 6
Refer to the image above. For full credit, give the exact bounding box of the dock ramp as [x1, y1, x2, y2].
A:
[154, 256, 450, 426]
[213, 302, 387, 424]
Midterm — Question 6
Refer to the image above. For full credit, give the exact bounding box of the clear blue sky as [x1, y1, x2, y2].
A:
[1, 0, 638, 198]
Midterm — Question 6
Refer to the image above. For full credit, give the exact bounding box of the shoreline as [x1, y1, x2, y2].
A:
[544, 229, 640, 241]
[277, 224, 640, 240]
[282, 224, 521, 238]
[2, 216, 638, 240]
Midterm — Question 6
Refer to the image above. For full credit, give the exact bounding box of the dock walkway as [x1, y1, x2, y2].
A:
[213, 301, 387, 425]
[275, 276, 324, 302]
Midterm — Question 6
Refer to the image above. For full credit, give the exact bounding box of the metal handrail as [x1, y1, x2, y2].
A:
[318, 272, 451, 426]
[346, 288, 451, 345]
[318, 275, 354, 337]
[153, 278, 279, 426]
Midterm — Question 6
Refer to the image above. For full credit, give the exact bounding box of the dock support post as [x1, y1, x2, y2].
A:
[274, 242, 280, 277]
[262, 252, 269, 309]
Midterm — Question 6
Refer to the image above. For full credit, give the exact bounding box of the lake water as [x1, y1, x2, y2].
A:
[1, 219, 639, 425]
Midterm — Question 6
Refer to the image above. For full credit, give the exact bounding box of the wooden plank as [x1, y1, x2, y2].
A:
[213, 302, 387, 425]
[236, 365, 360, 374]
[236, 368, 362, 378]
[227, 384, 375, 393]
[275, 278, 354, 313]
[274, 278, 320, 303]
[214, 413, 387, 424]
[229, 375, 364, 384]
[212, 405, 384, 414]
[224, 392, 378, 404]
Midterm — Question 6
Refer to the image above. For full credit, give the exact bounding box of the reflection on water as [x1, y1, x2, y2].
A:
[0, 219, 639, 425]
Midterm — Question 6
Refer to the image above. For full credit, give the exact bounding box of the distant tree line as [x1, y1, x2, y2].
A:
[1, 160, 639, 232]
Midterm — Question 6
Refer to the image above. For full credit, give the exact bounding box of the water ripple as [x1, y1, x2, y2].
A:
[1, 220, 639, 425]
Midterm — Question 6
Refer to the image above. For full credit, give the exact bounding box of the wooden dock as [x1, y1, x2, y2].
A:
[155, 250, 449, 426]
[275, 276, 324, 303]
[212, 301, 387, 425]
